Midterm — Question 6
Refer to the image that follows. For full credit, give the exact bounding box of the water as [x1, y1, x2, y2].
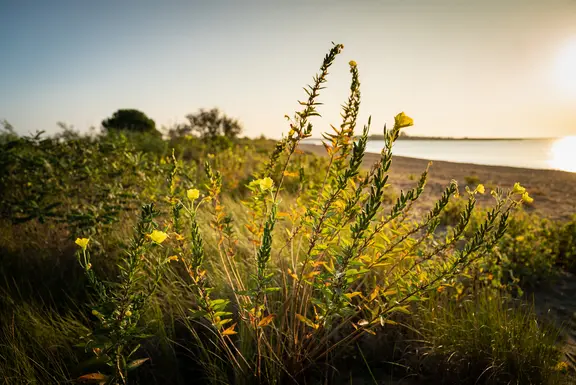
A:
[304, 136, 576, 173]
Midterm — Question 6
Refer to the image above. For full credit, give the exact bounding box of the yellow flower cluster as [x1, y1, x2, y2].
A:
[394, 112, 414, 129]
[512, 182, 526, 195]
[511, 183, 533, 203]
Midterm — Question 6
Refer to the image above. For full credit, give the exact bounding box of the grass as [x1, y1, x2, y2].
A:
[414, 290, 563, 384]
[0, 43, 574, 385]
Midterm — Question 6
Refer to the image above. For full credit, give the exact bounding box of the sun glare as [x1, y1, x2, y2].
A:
[549, 136, 576, 172]
[554, 39, 576, 97]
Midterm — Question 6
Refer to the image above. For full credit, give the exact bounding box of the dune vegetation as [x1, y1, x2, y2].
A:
[1, 43, 574, 385]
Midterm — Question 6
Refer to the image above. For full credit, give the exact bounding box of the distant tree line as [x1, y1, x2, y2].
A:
[100, 107, 243, 142]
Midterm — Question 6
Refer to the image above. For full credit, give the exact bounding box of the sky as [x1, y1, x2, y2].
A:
[1, 0, 575, 139]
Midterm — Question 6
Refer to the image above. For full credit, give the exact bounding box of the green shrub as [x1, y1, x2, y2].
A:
[490, 212, 576, 288]
[102, 109, 159, 136]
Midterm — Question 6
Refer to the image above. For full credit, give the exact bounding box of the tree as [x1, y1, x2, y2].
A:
[173, 108, 243, 139]
[102, 109, 158, 135]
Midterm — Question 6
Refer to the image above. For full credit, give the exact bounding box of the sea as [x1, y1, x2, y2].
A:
[304, 136, 576, 173]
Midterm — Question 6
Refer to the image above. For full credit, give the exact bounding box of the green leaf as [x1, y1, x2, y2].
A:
[393, 305, 411, 315]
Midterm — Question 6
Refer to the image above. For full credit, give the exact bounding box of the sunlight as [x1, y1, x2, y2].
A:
[554, 38, 576, 97]
[549, 136, 576, 172]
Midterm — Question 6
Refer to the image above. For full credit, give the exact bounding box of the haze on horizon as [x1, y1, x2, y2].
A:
[1, 0, 575, 139]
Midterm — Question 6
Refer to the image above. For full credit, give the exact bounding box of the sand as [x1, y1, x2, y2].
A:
[299, 143, 576, 220]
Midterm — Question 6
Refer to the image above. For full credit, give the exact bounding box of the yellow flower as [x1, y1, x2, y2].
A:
[75, 238, 90, 250]
[125, 310, 132, 317]
[476, 184, 485, 194]
[148, 230, 169, 244]
[512, 182, 526, 195]
[168, 255, 179, 262]
[394, 112, 414, 129]
[522, 192, 534, 204]
[259, 177, 274, 191]
[555, 361, 569, 372]
[187, 188, 200, 201]
[349, 60, 357, 67]
[91, 309, 99, 316]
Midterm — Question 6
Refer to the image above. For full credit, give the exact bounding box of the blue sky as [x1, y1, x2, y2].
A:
[1, 0, 575, 138]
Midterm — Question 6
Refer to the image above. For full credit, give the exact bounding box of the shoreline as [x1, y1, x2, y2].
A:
[299, 143, 576, 220]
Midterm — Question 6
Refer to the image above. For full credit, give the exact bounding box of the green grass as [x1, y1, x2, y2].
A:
[413, 290, 563, 384]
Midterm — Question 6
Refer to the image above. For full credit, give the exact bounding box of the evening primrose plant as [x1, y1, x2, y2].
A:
[75, 204, 175, 385]
[67, 43, 544, 384]
[149, 43, 532, 384]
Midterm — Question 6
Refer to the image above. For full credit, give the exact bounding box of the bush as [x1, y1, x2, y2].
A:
[102, 109, 159, 136]
[492, 212, 576, 288]
[169, 108, 243, 146]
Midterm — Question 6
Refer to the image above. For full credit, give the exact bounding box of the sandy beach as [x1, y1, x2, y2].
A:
[299, 143, 576, 220]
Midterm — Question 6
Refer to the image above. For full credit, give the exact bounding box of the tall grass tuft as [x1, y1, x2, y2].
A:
[414, 290, 563, 384]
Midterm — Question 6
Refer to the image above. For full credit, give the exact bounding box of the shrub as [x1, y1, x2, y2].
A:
[169, 107, 243, 145]
[102, 109, 159, 136]
[487, 212, 576, 289]
[0, 131, 164, 238]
